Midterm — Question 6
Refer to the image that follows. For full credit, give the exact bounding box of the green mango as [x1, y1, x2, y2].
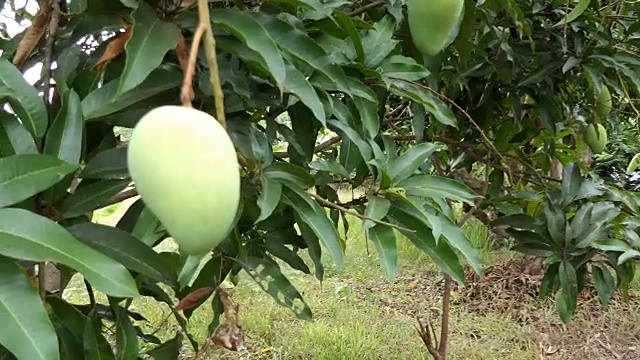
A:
[407, 0, 465, 57]
[127, 106, 241, 256]
[583, 123, 608, 154]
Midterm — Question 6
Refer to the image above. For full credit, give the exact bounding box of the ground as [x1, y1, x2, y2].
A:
[62, 192, 640, 360]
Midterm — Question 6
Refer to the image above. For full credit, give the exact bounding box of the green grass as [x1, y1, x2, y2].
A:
[64, 199, 640, 360]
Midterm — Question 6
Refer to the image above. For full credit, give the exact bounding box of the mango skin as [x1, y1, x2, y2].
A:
[583, 123, 608, 154]
[594, 85, 612, 119]
[127, 106, 240, 256]
[407, 0, 465, 57]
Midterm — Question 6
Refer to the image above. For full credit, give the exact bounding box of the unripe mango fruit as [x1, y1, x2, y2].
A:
[127, 106, 240, 256]
[407, 0, 465, 57]
[583, 123, 608, 154]
[594, 85, 612, 119]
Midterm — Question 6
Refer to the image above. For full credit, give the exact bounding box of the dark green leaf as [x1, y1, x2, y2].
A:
[362, 195, 391, 230]
[256, 175, 283, 223]
[247, 12, 352, 94]
[282, 188, 344, 269]
[492, 214, 538, 231]
[398, 175, 477, 204]
[0, 256, 59, 360]
[282, 63, 326, 124]
[82, 66, 182, 120]
[44, 89, 84, 165]
[83, 308, 116, 360]
[367, 224, 397, 281]
[353, 96, 379, 140]
[265, 236, 311, 274]
[263, 161, 315, 189]
[0, 154, 77, 208]
[0, 208, 139, 298]
[294, 213, 324, 281]
[108, 299, 139, 360]
[211, 9, 286, 91]
[237, 256, 313, 321]
[147, 333, 182, 360]
[591, 264, 615, 309]
[0, 111, 37, 156]
[0, 58, 47, 140]
[59, 180, 130, 219]
[387, 143, 438, 185]
[379, 55, 430, 82]
[309, 160, 350, 178]
[117, 1, 181, 95]
[438, 212, 483, 276]
[387, 199, 465, 284]
[66, 222, 176, 286]
[389, 79, 457, 127]
[81, 147, 129, 179]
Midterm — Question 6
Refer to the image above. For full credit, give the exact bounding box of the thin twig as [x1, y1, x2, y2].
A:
[307, 192, 414, 232]
[180, 23, 206, 107]
[348, 0, 386, 16]
[437, 275, 452, 357]
[274, 136, 342, 158]
[197, 0, 226, 128]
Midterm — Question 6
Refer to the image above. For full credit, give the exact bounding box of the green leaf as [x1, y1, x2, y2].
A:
[353, 96, 379, 140]
[211, 9, 286, 91]
[83, 308, 116, 360]
[361, 16, 399, 68]
[0, 58, 48, 140]
[558, 261, 578, 309]
[247, 12, 352, 95]
[398, 175, 478, 205]
[387, 143, 438, 185]
[256, 175, 283, 223]
[66, 222, 176, 286]
[107, 299, 139, 360]
[147, 333, 182, 360]
[555, 290, 573, 323]
[59, 180, 130, 219]
[367, 224, 397, 281]
[389, 79, 458, 127]
[438, 213, 483, 276]
[387, 199, 465, 284]
[282, 63, 326, 124]
[553, 0, 591, 27]
[309, 160, 350, 178]
[0, 256, 59, 360]
[0, 208, 139, 298]
[618, 249, 640, 265]
[362, 195, 391, 231]
[81, 147, 129, 179]
[0, 154, 78, 208]
[328, 119, 373, 162]
[591, 264, 615, 309]
[265, 236, 311, 275]
[379, 55, 430, 82]
[282, 188, 344, 269]
[237, 256, 313, 321]
[43, 89, 84, 165]
[0, 111, 37, 156]
[82, 66, 182, 120]
[117, 1, 180, 95]
[334, 11, 364, 63]
[492, 213, 538, 231]
[263, 161, 315, 189]
[294, 213, 324, 281]
[626, 153, 640, 175]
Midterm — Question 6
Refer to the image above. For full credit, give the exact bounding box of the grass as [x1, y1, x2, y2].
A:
[62, 196, 640, 360]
